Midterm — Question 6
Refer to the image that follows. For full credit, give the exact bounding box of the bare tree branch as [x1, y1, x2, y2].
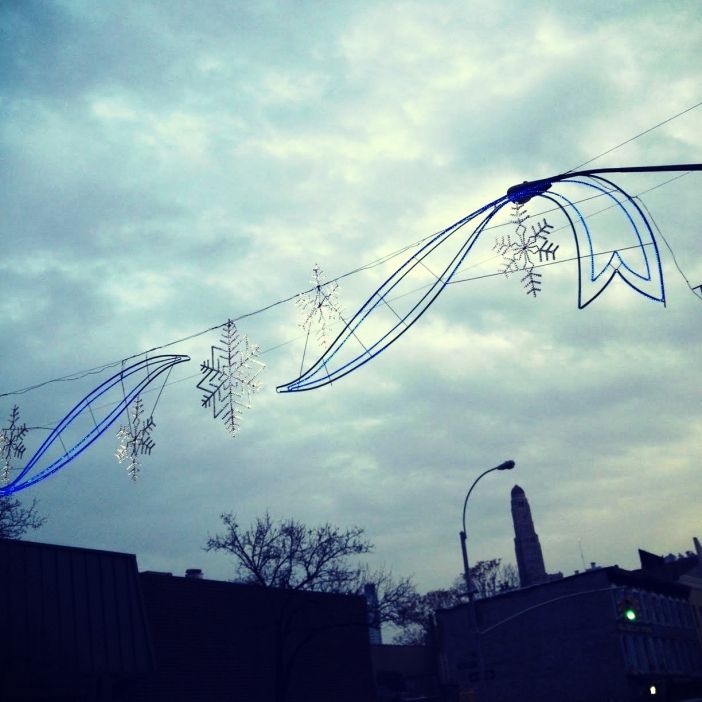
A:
[392, 559, 520, 644]
[0, 496, 46, 540]
[205, 512, 372, 590]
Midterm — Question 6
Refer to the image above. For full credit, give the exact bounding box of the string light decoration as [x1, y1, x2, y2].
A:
[0, 355, 189, 496]
[494, 203, 557, 297]
[277, 163, 702, 393]
[0, 405, 28, 485]
[296, 264, 342, 351]
[115, 398, 155, 481]
[197, 319, 264, 437]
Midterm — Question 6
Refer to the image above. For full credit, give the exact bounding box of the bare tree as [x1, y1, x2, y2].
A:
[498, 562, 520, 592]
[0, 496, 46, 539]
[393, 586, 463, 645]
[205, 512, 418, 702]
[206, 511, 371, 590]
[205, 512, 416, 616]
[468, 558, 520, 598]
[394, 559, 520, 644]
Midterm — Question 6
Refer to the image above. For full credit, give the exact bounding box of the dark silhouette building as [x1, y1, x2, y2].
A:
[133, 570, 375, 702]
[511, 484, 561, 587]
[0, 538, 376, 702]
[0, 538, 154, 701]
[636, 537, 702, 655]
[436, 565, 702, 702]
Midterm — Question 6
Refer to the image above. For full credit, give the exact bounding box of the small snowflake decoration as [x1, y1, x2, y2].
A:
[494, 203, 558, 297]
[197, 319, 264, 437]
[0, 405, 28, 485]
[296, 264, 342, 350]
[115, 398, 155, 481]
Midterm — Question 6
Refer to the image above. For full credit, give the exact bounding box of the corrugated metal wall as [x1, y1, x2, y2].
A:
[0, 538, 153, 676]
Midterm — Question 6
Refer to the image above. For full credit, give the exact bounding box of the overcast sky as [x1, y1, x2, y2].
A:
[2, 1, 701, 607]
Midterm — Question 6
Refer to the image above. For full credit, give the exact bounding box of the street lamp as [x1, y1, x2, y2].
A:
[459, 459, 515, 599]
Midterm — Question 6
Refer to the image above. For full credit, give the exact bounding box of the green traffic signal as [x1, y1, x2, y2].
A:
[617, 593, 640, 623]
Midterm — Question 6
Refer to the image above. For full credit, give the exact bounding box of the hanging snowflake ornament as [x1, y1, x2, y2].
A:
[494, 203, 558, 297]
[296, 264, 342, 350]
[0, 405, 28, 485]
[197, 319, 264, 437]
[115, 397, 155, 481]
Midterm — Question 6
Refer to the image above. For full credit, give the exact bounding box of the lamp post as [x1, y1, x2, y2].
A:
[458, 459, 515, 702]
[460, 459, 515, 599]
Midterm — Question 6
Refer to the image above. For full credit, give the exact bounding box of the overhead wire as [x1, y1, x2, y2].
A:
[636, 195, 702, 300]
[1, 170, 695, 403]
[566, 100, 702, 172]
[1, 101, 700, 402]
[18, 170, 696, 433]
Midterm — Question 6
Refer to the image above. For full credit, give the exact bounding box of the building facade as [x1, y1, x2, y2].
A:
[0, 538, 376, 702]
[435, 566, 702, 702]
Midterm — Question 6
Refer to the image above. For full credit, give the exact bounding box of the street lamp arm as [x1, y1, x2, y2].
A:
[461, 466, 499, 535]
[461, 460, 514, 534]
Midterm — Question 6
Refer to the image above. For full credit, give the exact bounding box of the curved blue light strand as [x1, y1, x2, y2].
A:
[278, 164, 699, 392]
[316, 209, 497, 376]
[0, 355, 190, 496]
[562, 177, 654, 284]
[277, 196, 510, 392]
[280, 199, 502, 391]
[587, 174, 665, 300]
[16, 357, 168, 486]
[318, 207, 504, 386]
[541, 179, 664, 307]
[537, 191, 609, 309]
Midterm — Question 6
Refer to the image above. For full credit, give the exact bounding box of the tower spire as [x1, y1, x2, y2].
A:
[511, 485, 546, 587]
[511, 485, 562, 587]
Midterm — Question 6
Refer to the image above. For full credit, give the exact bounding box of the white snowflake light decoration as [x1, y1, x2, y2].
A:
[494, 203, 558, 297]
[296, 264, 342, 350]
[197, 319, 264, 437]
[0, 405, 28, 485]
[115, 398, 155, 481]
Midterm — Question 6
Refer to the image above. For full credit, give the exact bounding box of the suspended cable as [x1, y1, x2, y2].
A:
[1, 167, 697, 400]
[4, 99, 702, 398]
[566, 99, 702, 172]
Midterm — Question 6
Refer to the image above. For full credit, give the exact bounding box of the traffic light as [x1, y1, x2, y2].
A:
[617, 594, 640, 623]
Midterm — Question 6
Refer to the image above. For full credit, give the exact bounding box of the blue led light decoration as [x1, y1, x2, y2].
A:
[277, 163, 702, 393]
[0, 354, 189, 496]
